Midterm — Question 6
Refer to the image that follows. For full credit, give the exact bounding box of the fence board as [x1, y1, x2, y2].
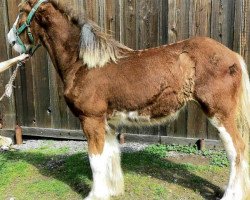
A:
[30, 48, 51, 128]
[123, 0, 137, 49]
[48, 57, 62, 128]
[187, 0, 212, 139]
[0, 0, 16, 129]
[136, 0, 161, 49]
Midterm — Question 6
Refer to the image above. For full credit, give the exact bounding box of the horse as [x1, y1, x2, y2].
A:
[6, 0, 250, 199]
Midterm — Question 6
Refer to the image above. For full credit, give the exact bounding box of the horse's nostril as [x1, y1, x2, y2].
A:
[11, 41, 16, 46]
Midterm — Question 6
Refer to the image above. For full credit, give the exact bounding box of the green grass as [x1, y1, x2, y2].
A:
[0, 143, 233, 200]
[145, 144, 229, 167]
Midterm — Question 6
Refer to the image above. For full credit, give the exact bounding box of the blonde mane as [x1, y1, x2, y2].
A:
[79, 21, 132, 68]
[22, 0, 133, 68]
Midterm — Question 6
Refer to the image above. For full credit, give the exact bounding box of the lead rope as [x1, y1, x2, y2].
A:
[0, 62, 22, 101]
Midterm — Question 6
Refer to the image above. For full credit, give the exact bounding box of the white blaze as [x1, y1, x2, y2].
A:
[7, 16, 30, 53]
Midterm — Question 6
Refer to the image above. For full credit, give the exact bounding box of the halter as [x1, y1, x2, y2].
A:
[13, 0, 47, 55]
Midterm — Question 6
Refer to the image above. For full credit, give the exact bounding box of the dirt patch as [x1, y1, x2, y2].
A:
[166, 151, 211, 166]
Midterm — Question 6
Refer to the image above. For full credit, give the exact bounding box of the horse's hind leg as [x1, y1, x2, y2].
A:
[81, 116, 124, 200]
[209, 115, 250, 200]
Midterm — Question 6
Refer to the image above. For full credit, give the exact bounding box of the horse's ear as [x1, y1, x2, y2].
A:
[28, 0, 38, 6]
[19, 1, 32, 12]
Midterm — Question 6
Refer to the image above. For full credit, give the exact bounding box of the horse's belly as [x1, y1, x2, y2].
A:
[107, 110, 181, 128]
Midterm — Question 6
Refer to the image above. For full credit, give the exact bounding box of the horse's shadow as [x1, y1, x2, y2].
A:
[1, 146, 225, 199]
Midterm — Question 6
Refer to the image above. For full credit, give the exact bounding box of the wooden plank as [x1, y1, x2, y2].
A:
[65, 0, 82, 130]
[22, 127, 85, 140]
[189, 0, 212, 37]
[30, 48, 51, 128]
[48, 57, 62, 129]
[85, 0, 97, 21]
[138, 125, 159, 136]
[123, 0, 137, 49]
[161, 0, 168, 45]
[19, 62, 36, 127]
[6, 0, 36, 128]
[233, 0, 243, 54]
[210, 0, 235, 48]
[0, 0, 16, 129]
[168, 0, 190, 43]
[97, 0, 106, 30]
[208, 0, 235, 139]
[160, 136, 223, 149]
[7, 0, 24, 126]
[187, 0, 212, 139]
[123, 133, 160, 144]
[115, 0, 124, 43]
[164, 0, 190, 138]
[105, 0, 115, 35]
[136, 0, 161, 49]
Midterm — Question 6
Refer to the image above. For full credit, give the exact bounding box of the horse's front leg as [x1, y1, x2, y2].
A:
[81, 116, 124, 200]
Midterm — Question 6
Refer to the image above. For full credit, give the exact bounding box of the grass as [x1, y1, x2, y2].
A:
[0, 143, 234, 200]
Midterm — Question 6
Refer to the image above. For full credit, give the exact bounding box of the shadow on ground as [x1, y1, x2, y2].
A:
[1, 149, 224, 199]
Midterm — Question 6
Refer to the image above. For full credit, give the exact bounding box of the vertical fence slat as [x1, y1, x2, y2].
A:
[105, 0, 115, 35]
[123, 0, 137, 49]
[48, 57, 62, 129]
[187, 0, 212, 139]
[136, 0, 160, 49]
[30, 48, 51, 128]
[0, 0, 16, 129]
[165, 0, 190, 138]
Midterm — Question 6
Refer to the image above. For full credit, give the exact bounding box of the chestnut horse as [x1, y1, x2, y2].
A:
[7, 0, 250, 199]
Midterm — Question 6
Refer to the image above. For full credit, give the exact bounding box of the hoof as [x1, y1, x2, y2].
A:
[84, 192, 110, 200]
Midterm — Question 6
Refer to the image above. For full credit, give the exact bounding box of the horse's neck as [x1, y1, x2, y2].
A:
[38, 9, 82, 82]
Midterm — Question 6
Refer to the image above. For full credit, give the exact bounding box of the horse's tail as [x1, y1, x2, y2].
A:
[237, 54, 250, 162]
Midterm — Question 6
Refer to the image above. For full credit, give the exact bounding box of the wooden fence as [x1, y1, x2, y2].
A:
[0, 0, 249, 144]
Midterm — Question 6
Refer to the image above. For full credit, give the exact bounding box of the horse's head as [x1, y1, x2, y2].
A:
[7, 0, 48, 54]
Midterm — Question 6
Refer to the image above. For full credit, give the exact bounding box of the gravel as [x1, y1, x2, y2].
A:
[12, 139, 149, 154]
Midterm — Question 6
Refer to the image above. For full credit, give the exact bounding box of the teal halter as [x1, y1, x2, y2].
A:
[13, 0, 47, 54]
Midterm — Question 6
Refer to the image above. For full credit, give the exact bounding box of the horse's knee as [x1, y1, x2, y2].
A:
[81, 116, 106, 155]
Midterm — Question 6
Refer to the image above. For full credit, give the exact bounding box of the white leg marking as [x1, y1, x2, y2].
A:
[86, 155, 110, 200]
[210, 118, 249, 200]
[86, 127, 124, 200]
[104, 132, 124, 196]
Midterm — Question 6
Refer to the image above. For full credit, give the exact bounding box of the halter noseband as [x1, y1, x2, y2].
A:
[13, 0, 47, 55]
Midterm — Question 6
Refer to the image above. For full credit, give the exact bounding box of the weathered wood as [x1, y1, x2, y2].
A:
[160, 136, 223, 149]
[208, 0, 236, 140]
[30, 48, 51, 128]
[48, 57, 62, 129]
[22, 126, 85, 140]
[211, 0, 235, 48]
[105, 0, 115, 35]
[0, 0, 249, 143]
[168, 0, 190, 43]
[123, 0, 137, 49]
[166, 0, 190, 138]
[187, 0, 212, 139]
[136, 0, 160, 49]
[0, 0, 16, 129]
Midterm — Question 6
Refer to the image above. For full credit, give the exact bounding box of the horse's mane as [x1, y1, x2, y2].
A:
[22, 0, 133, 68]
